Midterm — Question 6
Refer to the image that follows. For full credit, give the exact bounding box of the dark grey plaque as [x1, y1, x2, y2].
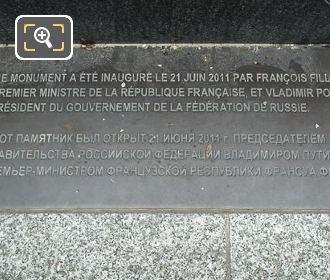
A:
[0, 45, 330, 209]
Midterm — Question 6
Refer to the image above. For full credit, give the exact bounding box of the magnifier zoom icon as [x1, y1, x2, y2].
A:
[34, 27, 53, 48]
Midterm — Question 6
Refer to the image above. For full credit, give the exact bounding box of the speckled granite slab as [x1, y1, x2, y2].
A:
[0, 214, 227, 280]
[230, 214, 330, 280]
[0, 213, 329, 279]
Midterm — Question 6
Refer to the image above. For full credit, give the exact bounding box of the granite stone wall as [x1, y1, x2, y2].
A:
[0, 212, 329, 279]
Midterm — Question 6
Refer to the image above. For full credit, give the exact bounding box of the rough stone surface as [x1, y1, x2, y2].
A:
[231, 214, 330, 280]
[0, 214, 226, 280]
[0, 0, 330, 44]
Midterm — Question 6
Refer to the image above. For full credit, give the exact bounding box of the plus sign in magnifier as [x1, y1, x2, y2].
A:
[15, 15, 73, 60]
[34, 27, 53, 48]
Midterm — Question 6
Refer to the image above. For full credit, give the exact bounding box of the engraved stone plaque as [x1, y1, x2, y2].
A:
[0, 45, 329, 209]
